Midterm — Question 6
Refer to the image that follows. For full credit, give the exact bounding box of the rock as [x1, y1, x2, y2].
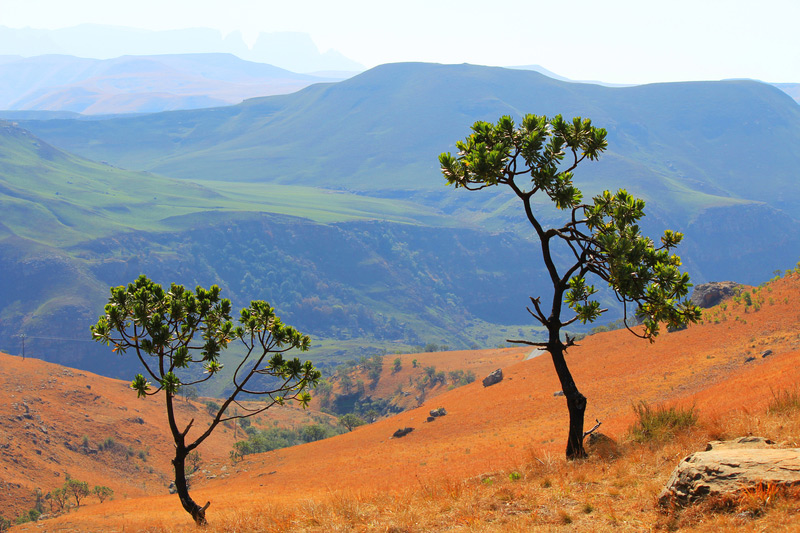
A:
[482, 369, 503, 387]
[168, 481, 177, 494]
[761, 350, 773, 358]
[426, 416, 435, 422]
[429, 407, 447, 417]
[392, 427, 414, 438]
[745, 356, 756, 363]
[553, 391, 565, 397]
[658, 437, 800, 507]
[690, 281, 742, 308]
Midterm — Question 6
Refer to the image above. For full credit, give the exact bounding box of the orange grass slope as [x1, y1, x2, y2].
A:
[0, 353, 326, 521]
[19, 274, 800, 531]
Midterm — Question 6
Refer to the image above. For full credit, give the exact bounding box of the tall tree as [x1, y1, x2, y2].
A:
[91, 275, 320, 525]
[440, 114, 701, 458]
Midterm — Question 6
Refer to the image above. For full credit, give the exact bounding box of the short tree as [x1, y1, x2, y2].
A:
[338, 413, 366, 431]
[91, 275, 321, 525]
[64, 479, 90, 507]
[92, 485, 114, 503]
[48, 486, 69, 513]
[440, 114, 701, 458]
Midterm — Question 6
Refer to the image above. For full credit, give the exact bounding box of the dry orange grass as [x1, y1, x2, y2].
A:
[10, 274, 800, 531]
[0, 354, 331, 520]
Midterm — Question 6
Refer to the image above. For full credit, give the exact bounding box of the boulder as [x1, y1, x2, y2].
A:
[392, 427, 414, 438]
[429, 407, 447, 417]
[482, 369, 503, 387]
[689, 281, 742, 309]
[658, 437, 800, 507]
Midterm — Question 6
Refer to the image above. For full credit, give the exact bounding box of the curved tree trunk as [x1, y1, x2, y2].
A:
[549, 342, 587, 459]
[173, 448, 210, 526]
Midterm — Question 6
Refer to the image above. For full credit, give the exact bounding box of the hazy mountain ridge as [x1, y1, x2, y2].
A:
[0, 53, 345, 114]
[0, 25, 365, 73]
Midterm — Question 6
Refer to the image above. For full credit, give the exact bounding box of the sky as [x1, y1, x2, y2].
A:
[2, 0, 799, 84]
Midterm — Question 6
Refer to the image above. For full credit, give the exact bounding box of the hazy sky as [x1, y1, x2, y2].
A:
[3, 0, 799, 84]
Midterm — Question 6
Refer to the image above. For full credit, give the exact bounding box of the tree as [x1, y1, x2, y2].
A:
[440, 114, 701, 459]
[64, 479, 90, 507]
[338, 413, 366, 431]
[93, 485, 114, 503]
[91, 275, 321, 525]
[48, 486, 69, 513]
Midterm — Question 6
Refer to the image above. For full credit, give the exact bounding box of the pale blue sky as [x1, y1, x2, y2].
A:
[2, 0, 799, 83]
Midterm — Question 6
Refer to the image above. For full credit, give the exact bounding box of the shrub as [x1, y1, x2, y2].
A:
[628, 401, 697, 443]
[0, 515, 10, 532]
[187, 450, 202, 474]
[768, 387, 800, 415]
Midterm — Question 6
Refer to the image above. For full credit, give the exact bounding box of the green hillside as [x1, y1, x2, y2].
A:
[0, 120, 451, 248]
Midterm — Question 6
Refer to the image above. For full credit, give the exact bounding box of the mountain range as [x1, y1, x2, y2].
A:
[1, 62, 799, 381]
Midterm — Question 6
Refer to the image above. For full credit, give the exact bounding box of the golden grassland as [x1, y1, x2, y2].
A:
[8, 274, 800, 531]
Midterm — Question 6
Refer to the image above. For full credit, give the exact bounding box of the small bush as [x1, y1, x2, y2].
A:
[628, 401, 697, 443]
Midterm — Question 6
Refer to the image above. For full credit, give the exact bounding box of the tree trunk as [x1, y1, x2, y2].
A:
[173, 448, 210, 526]
[548, 343, 587, 459]
[564, 387, 588, 459]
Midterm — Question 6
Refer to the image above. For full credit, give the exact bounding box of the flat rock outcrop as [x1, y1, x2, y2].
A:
[689, 281, 742, 308]
[658, 437, 800, 506]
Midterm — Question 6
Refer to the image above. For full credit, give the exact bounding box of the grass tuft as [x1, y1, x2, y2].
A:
[628, 401, 697, 443]
[768, 386, 800, 415]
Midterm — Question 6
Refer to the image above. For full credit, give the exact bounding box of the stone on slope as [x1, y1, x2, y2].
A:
[482, 369, 503, 387]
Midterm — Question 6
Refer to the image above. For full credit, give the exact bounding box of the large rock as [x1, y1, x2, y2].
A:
[689, 281, 742, 308]
[482, 369, 503, 387]
[658, 437, 800, 506]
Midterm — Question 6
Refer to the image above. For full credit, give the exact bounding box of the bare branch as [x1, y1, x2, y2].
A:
[582, 419, 602, 439]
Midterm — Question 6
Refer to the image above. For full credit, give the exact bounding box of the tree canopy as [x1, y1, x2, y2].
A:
[440, 114, 701, 458]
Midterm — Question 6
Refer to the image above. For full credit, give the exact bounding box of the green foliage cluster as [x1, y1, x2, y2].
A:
[628, 401, 698, 443]
[0, 515, 10, 531]
[447, 369, 476, 387]
[232, 420, 345, 458]
[338, 413, 366, 431]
